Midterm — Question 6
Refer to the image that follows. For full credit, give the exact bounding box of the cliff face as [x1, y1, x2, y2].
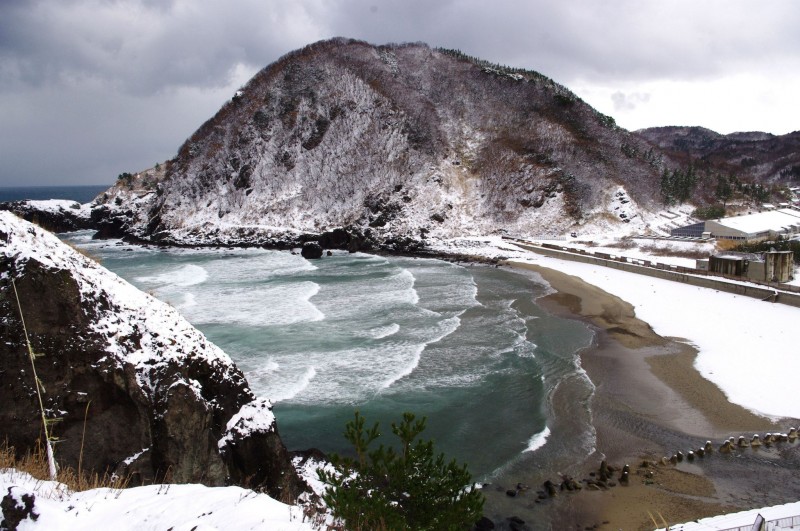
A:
[0, 212, 304, 500]
[95, 38, 666, 247]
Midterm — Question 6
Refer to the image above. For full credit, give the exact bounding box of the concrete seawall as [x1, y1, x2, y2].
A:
[506, 239, 800, 309]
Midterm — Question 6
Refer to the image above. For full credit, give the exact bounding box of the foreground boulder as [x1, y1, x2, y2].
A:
[0, 212, 304, 500]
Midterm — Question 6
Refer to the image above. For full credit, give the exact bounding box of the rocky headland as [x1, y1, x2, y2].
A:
[0, 211, 305, 500]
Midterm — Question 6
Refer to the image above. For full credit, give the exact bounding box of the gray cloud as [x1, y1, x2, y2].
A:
[1, 0, 798, 186]
[612, 91, 651, 112]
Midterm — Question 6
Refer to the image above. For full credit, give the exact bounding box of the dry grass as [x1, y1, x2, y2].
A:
[715, 239, 742, 251]
[605, 238, 636, 250]
[637, 244, 708, 260]
[64, 240, 102, 264]
[1, 439, 130, 493]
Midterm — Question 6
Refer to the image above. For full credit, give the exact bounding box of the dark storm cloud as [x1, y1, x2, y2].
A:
[0, 0, 798, 186]
[317, 0, 800, 83]
[1, 0, 294, 94]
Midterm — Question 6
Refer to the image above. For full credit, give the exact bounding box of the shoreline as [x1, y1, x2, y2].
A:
[55, 229, 798, 529]
[501, 260, 794, 530]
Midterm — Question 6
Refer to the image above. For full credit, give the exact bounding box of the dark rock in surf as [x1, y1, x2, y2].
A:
[301, 241, 323, 259]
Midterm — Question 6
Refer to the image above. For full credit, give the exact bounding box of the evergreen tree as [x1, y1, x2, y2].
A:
[318, 411, 484, 531]
[715, 173, 733, 206]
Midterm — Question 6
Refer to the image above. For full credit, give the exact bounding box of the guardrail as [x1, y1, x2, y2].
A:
[712, 513, 800, 531]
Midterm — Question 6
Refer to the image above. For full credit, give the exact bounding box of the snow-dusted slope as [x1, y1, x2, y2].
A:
[0, 211, 304, 497]
[96, 39, 668, 248]
[0, 470, 315, 531]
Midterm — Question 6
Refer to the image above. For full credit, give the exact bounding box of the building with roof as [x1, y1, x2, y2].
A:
[672, 208, 800, 242]
[707, 250, 794, 282]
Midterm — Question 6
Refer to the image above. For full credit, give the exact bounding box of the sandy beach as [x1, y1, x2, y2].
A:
[495, 260, 799, 531]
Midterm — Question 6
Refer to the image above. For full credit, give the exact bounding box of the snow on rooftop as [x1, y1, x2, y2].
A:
[711, 208, 800, 235]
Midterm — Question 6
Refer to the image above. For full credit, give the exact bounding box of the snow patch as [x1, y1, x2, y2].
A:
[0, 468, 312, 530]
[218, 398, 276, 449]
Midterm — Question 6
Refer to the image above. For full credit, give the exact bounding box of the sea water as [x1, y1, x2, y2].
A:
[62, 232, 595, 480]
[0, 185, 109, 203]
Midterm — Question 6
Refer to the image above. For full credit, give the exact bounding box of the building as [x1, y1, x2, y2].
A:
[672, 208, 800, 242]
[708, 250, 794, 282]
[705, 208, 800, 242]
[671, 221, 706, 238]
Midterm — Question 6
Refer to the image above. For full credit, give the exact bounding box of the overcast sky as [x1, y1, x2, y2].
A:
[1, 0, 798, 186]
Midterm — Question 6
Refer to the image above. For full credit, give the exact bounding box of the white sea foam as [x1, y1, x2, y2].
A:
[365, 323, 400, 339]
[313, 267, 419, 320]
[380, 314, 463, 390]
[402, 260, 482, 314]
[185, 281, 325, 327]
[178, 292, 197, 310]
[272, 341, 424, 404]
[397, 268, 420, 305]
[524, 426, 551, 453]
[136, 264, 209, 288]
[271, 366, 317, 402]
[200, 251, 317, 283]
[380, 344, 425, 391]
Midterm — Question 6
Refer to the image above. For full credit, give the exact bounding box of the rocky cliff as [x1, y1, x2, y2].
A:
[93, 38, 669, 248]
[0, 212, 304, 500]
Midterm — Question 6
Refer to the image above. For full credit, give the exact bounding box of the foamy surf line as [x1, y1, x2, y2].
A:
[367, 323, 400, 339]
[185, 281, 325, 327]
[271, 365, 318, 402]
[378, 313, 464, 391]
[136, 264, 209, 287]
[524, 426, 551, 453]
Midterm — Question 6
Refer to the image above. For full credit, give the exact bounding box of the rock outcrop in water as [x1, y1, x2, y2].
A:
[0, 212, 305, 500]
[88, 38, 673, 248]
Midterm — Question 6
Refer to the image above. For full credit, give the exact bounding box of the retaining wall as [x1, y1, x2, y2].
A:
[507, 240, 800, 308]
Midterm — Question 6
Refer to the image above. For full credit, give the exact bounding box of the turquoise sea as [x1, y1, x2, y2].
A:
[62, 231, 596, 482]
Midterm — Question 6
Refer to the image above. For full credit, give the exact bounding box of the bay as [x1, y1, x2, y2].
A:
[62, 231, 595, 480]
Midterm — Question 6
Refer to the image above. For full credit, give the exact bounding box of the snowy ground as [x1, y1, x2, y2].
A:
[428, 236, 800, 420]
[0, 469, 317, 531]
[659, 500, 800, 530]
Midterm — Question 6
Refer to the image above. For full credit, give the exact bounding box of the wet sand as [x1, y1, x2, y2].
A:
[499, 261, 799, 530]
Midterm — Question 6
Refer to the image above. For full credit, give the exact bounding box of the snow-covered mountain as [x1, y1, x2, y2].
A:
[93, 38, 668, 249]
[635, 126, 800, 185]
[0, 211, 304, 499]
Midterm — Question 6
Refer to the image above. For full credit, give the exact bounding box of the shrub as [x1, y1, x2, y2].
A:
[693, 204, 726, 220]
[317, 411, 484, 531]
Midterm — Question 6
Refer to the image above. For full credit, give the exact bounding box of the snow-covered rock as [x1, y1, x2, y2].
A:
[0, 211, 305, 499]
